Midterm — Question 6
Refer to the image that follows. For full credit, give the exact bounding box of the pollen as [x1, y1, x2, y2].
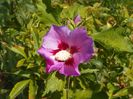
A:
[55, 50, 72, 61]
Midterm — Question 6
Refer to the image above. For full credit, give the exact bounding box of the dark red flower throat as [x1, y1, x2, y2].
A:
[51, 42, 78, 65]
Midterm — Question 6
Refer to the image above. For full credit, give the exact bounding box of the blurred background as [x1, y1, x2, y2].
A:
[0, 0, 133, 99]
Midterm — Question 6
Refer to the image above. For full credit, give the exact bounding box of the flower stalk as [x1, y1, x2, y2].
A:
[66, 76, 70, 99]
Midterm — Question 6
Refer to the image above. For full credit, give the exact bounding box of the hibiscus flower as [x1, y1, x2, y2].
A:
[38, 25, 94, 76]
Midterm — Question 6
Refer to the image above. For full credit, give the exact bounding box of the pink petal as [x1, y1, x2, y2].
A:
[68, 28, 94, 63]
[59, 65, 80, 76]
[38, 47, 55, 73]
[59, 55, 80, 76]
[42, 25, 71, 50]
[48, 62, 63, 73]
[74, 15, 81, 25]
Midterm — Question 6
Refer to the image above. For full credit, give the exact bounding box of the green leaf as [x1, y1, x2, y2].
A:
[61, 89, 73, 99]
[16, 58, 25, 67]
[113, 88, 128, 97]
[107, 83, 116, 98]
[122, 6, 129, 18]
[81, 68, 99, 74]
[29, 80, 38, 99]
[91, 59, 103, 69]
[30, 28, 39, 51]
[43, 72, 65, 96]
[77, 78, 86, 89]
[37, 1, 58, 25]
[13, 70, 30, 78]
[61, 3, 85, 19]
[27, 63, 34, 69]
[93, 27, 133, 52]
[74, 89, 93, 99]
[9, 45, 27, 58]
[43, 0, 62, 22]
[9, 79, 30, 99]
[0, 89, 8, 94]
[124, 68, 133, 81]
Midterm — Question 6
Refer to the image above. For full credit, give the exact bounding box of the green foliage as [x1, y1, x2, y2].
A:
[113, 88, 128, 97]
[9, 45, 27, 59]
[74, 89, 92, 99]
[0, 0, 133, 99]
[36, 0, 59, 25]
[28, 80, 38, 99]
[93, 27, 133, 52]
[9, 79, 30, 99]
[43, 72, 65, 96]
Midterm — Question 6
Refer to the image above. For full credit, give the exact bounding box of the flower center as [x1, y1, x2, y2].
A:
[55, 50, 72, 61]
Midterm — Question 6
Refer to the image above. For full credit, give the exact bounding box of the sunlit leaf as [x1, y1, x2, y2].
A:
[28, 80, 38, 99]
[74, 89, 92, 99]
[61, 3, 84, 18]
[37, 0, 58, 25]
[107, 83, 117, 98]
[9, 79, 30, 99]
[93, 27, 133, 52]
[9, 45, 27, 58]
[16, 58, 25, 67]
[81, 68, 99, 74]
[43, 72, 65, 96]
[113, 88, 128, 97]
[30, 28, 39, 51]
[13, 70, 30, 78]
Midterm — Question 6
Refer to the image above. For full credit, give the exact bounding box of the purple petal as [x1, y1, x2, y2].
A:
[69, 28, 94, 63]
[69, 28, 90, 47]
[74, 15, 81, 25]
[47, 55, 81, 76]
[38, 47, 55, 73]
[38, 47, 53, 59]
[43, 36, 58, 50]
[59, 56, 80, 76]
[48, 62, 63, 73]
[53, 25, 71, 42]
[43, 25, 71, 50]
[42, 26, 59, 50]
[59, 65, 80, 76]
[45, 58, 54, 73]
